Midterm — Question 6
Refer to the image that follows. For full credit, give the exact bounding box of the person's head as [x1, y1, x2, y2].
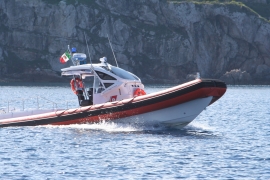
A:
[75, 76, 81, 80]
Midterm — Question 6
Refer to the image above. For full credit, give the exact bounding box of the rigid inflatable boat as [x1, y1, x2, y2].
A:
[0, 51, 226, 128]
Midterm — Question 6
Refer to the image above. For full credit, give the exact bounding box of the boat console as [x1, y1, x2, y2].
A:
[61, 55, 145, 106]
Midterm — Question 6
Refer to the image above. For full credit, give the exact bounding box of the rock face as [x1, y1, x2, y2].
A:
[0, 0, 270, 84]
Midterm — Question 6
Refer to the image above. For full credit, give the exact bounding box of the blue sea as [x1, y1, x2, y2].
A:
[0, 83, 269, 179]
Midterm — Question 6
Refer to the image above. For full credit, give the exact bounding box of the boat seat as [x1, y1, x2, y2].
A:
[88, 88, 93, 96]
[88, 88, 93, 101]
[80, 100, 93, 107]
[77, 90, 85, 101]
[97, 87, 105, 93]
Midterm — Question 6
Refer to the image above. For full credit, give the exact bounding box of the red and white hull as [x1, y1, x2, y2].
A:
[0, 79, 226, 128]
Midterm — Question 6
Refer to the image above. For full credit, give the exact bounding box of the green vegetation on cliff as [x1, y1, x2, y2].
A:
[168, 0, 270, 20]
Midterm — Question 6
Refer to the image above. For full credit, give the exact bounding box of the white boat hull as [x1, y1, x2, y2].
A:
[115, 96, 213, 128]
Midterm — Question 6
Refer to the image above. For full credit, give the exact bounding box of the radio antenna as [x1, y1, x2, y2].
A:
[107, 34, 119, 67]
[84, 32, 93, 65]
[83, 31, 97, 80]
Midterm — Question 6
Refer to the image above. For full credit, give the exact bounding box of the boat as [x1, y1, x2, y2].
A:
[0, 49, 227, 128]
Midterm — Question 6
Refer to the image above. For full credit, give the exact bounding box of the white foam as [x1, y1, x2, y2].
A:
[44, 121, 141, 132]
[43, 120, 213, 133]
[188, 121, 216, 131]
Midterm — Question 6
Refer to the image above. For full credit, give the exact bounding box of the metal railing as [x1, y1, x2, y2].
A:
[0, 95, 78, 114]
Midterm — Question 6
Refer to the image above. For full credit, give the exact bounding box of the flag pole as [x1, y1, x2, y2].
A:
[68, 45, 75, 66]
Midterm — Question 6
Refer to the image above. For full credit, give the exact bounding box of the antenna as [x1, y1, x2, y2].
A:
[107, 34, 119, 67]
[68, 45, 76, 66]
[83, 31, 96, 79]
[83, 32, 93, 65]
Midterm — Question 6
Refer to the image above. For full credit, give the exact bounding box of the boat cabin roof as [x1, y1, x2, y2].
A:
[61, 62, 141, 82]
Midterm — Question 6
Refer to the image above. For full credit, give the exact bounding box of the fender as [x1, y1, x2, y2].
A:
[134, 88, 146, 97]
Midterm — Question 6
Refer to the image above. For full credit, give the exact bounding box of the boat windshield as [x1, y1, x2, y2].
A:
[109, 66, 139, 80]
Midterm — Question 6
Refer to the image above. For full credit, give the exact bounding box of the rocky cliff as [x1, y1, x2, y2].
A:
[0, 0, 270, 84]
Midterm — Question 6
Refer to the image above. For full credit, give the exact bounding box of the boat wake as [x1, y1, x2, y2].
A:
[44, 121, 141, 132]
[188, 121, 216, 131]
[43, 120, 217, 136]
[66, 121, 140, 132]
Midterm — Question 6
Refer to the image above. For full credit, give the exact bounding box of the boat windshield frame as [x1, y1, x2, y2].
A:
[101, 66, 140, 81]
[62, 63, 140, 81]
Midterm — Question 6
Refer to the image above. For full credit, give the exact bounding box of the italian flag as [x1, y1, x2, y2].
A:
[60, 51, 71, 64]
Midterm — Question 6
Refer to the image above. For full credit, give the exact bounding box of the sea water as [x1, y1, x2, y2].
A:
[0, 84, 269, 179]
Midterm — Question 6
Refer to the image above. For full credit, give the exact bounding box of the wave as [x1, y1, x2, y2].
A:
[187, 121, 216, 131]
[42, 120, 216, 136]
[44, 121, 141, 132]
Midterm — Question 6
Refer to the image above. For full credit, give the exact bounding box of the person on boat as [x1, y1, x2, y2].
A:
[88, 88, 93, 101]
[70, 76, 85, 101]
